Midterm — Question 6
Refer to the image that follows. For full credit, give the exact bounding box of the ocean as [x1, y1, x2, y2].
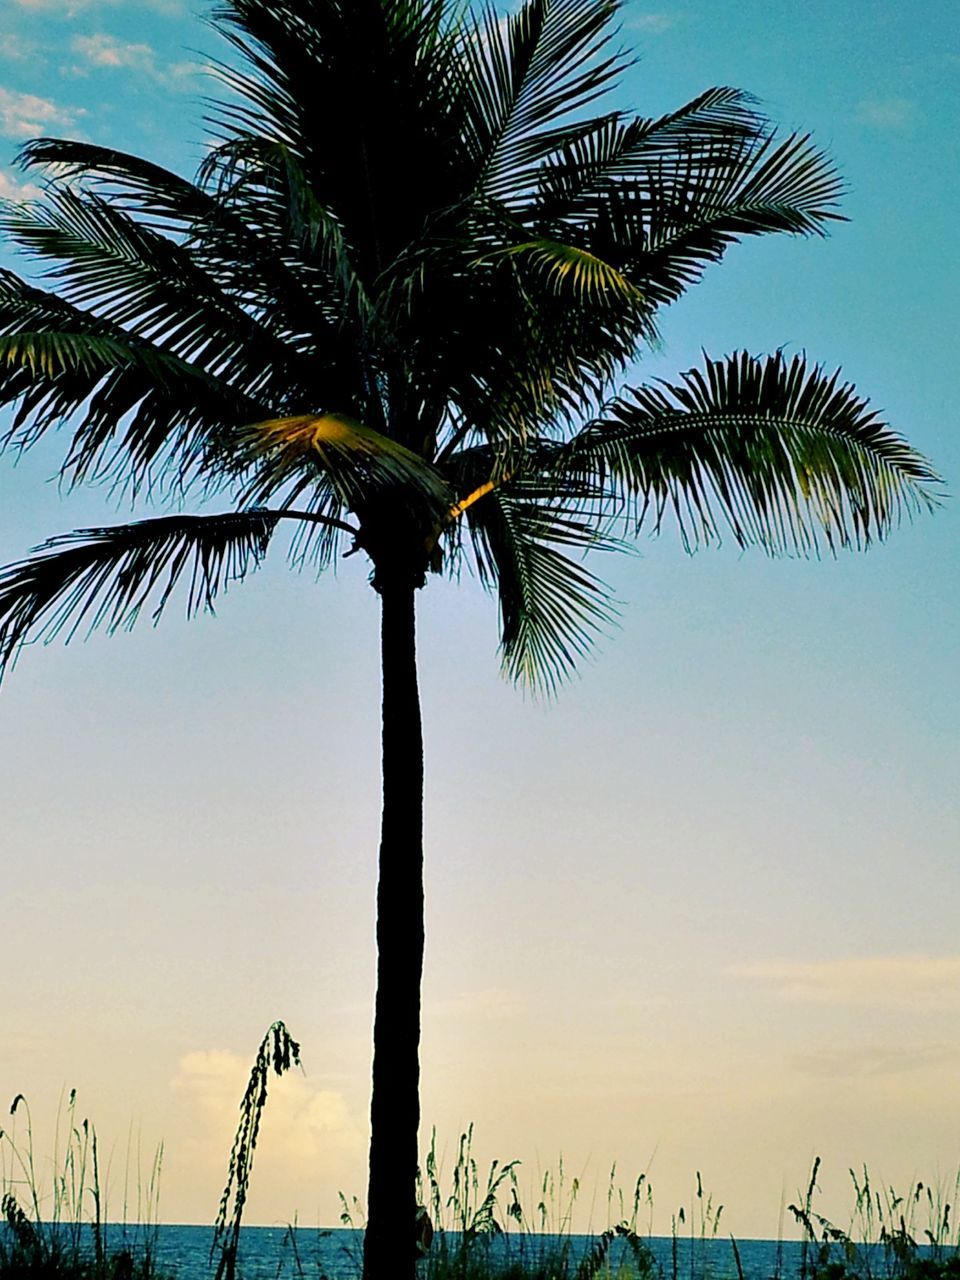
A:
[125, 1224, 920, 1280]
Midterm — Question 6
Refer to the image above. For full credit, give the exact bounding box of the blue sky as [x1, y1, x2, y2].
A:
[0, 0, 957, 1237]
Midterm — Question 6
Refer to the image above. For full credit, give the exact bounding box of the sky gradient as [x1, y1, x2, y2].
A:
[0, 0, 958, 1240]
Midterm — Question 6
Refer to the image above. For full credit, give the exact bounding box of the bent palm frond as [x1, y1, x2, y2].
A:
[0, 510, 279, 674]
[465, 479, 620, 693]
[566, 351, 941, 554]
[486, 237, 644, 306]
[17, 138, 346, 342]
[0, 188, 299, 376]
[564, 130, 844, 310]
[0, 270, 271, 489]
[239, 413, 453, 517]
[19, 137, 240, 236]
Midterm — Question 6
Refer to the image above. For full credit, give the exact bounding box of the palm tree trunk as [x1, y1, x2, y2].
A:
[363, 578, 424, 1280]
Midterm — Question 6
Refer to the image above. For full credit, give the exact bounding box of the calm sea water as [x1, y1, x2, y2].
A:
[122, 1224, 923, 1280]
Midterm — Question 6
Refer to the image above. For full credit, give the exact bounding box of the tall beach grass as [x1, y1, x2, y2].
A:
[0, 1089, 166, 1279]
[4, 1046, 960, 1280]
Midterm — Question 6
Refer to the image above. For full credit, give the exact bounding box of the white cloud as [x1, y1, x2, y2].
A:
[856, 97, 919, 130]
[72, 33, 157, 72]
[0, 85, 82, 139]
[171, 1049, 361, 1173]
[70, 34, 197, 87]
[13, 0, 184, 14]
[625, 12, 678, 34]
[0, 33, 38, 62]
[0, 170, 42, 202]
[733, 955, 960, 1008]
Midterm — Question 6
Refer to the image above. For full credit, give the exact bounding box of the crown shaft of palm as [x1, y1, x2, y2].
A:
[0, 2, 939, 1277]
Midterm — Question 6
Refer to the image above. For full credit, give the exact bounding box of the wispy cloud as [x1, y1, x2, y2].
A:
[0, 170, 42, 202]
[856, 97, 919, 130]
[792, 1043, 959, 1079]
[0, 33, 38, 62]
[13, 0, 184, 14]
[70, 34, 197, 87]
[732, 955, 960, 1008]
[0, 86, 83, 139]
[625, 12, 679, 34]
[72, 34, 156, 71]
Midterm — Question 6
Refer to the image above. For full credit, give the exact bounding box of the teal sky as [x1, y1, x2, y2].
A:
[0, 0, 957, 1238]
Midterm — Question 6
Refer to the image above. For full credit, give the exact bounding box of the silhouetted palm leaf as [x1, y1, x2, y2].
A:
[566, 352, 940, 554]
[18, 137, 347, 346]
[0, 270, 269, 489]
[0, 511, 280, 672]
[459, 0, 626, 202]
[465, 479, 620, 692]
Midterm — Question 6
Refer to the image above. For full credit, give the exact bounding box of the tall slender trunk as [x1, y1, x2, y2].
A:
[363, 579, 424, 1280]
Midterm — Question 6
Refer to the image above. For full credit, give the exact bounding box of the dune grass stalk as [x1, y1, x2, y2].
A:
[312, 1135, 960, 1280]
[0, 1090, 166, 1280]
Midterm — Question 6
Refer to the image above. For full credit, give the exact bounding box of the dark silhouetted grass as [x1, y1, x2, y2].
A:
[0, 1090, 167, 1280]
[318, 1131, 960, 1280]
[6, 1065, 960, 1280]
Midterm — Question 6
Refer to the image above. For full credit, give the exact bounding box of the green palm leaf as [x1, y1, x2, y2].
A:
[566, 351, 941, 554]
[532, 86, 764, 218]
[0, 188, 301, 381]
[543, 130, 844, 311]
[465, 479, 620, 693]
[459, 0, 626, 202]
[0, 510, 280, 674]
[240, 413, 453, 518]
[0, 270, 270, 490]
[486, 237, 644, 306]
[17, 138, 346, 347]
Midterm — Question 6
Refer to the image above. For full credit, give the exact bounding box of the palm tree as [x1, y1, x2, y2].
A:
[0, 0, 938, 1275]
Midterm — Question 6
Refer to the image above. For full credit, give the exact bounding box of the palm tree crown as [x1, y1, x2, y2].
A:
[0, 0, 937, 688]
[0, 1, 939, 1275]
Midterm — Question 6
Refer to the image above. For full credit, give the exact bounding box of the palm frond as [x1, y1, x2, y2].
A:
[465, 479, 619, 693]
[0, 187, 302, 384]
[198, 134, 369, 317]
[614, 131, 843, 306]
[0, 269, 271, 491]
[17, 138, 345, 347]
[239, 412, 453, 517]
[20, 137, 228, 236]
[0, 510, 280, 674]
[460, 0, 627, 202]
[206, 0, 468, 281]
[485, 237, 644, 306]
[532, 87, 765, 216]
[566, 351, 941, 554]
